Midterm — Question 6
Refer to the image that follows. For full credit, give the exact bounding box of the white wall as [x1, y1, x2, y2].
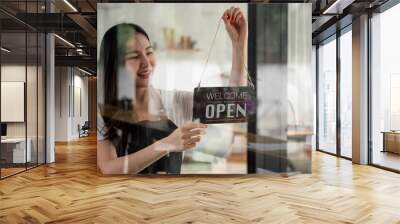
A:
[55, 67, 89, 141]
[55, 67, 68, 141]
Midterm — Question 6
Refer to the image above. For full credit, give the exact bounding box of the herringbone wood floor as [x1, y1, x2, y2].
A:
[1, 135, 400, 224]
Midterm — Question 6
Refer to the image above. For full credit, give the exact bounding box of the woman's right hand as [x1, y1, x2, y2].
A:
[159, 122, 207, 152]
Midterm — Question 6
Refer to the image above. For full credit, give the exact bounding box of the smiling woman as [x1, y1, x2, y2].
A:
[97, 7, 249, 175]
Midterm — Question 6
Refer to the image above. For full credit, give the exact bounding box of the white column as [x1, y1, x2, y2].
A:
[352, 14, 369, 164]
[46, 33, 55, 163]
[45, 1, 56, 163]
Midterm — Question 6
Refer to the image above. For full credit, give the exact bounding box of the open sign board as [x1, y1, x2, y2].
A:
[193, 87, 255, 124]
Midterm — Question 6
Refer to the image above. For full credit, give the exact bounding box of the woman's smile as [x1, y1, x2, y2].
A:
[137, 70, 151, 79]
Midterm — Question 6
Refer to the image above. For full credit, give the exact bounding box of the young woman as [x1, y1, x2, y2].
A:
[97, 7, 248, 174]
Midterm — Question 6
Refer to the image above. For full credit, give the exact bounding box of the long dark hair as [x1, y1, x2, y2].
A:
[99, 23, 150, 141]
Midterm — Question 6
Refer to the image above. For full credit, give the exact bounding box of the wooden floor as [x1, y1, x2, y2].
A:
[1, 136, 400, 223]
[1, 167, 26, 178]
[373, 150, 400, 171]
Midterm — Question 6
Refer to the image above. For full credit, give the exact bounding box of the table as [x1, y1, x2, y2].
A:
[1, 138, 31, 165]
[382, 131, 400, 154]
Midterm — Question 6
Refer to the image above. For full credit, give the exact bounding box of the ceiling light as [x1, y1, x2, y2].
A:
[54, 34, 75, 48]
[63, 0, 78, 12]
[1, 47, 11, 53]
[322, 0, 354, 15]
[78, 67, 93, 76]
[323, 0, 342, 14]
[76, 48, 86, 56]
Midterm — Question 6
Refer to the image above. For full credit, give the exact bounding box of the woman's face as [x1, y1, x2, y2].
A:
[124, 33, 156, 88]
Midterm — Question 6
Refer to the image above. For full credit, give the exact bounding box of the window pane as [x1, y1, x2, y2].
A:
[318, 37, 337, 154]
[340, 29, 352, 158]
[371, 4, 400, 171]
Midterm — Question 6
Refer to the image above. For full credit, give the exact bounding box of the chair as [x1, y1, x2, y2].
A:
[78, 121, 90, 138]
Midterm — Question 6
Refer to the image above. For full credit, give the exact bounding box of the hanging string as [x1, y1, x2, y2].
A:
[198, 18, 223, 89]
[197, 17, 255, 90]
[244, 56, 255, 90]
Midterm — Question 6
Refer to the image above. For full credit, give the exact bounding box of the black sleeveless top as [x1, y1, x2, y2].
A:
[110, 119, 182, 174]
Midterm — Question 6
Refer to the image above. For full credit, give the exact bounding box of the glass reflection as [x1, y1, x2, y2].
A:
[97, 3, 313, 175]
[253, 3, 312, 173]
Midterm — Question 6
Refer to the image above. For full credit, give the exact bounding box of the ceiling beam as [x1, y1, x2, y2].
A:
[67, 13, 97, 39]
[55, 55, 96, 71]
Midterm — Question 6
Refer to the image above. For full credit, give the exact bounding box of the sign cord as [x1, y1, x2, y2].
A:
[197, 18, 254, 90]
[197, 18, 223, 89]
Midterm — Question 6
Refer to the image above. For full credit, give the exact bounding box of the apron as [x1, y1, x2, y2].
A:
[111, 119, 182, 174]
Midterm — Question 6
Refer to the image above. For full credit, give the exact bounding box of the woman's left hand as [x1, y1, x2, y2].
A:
[223, 7, 248, 47]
